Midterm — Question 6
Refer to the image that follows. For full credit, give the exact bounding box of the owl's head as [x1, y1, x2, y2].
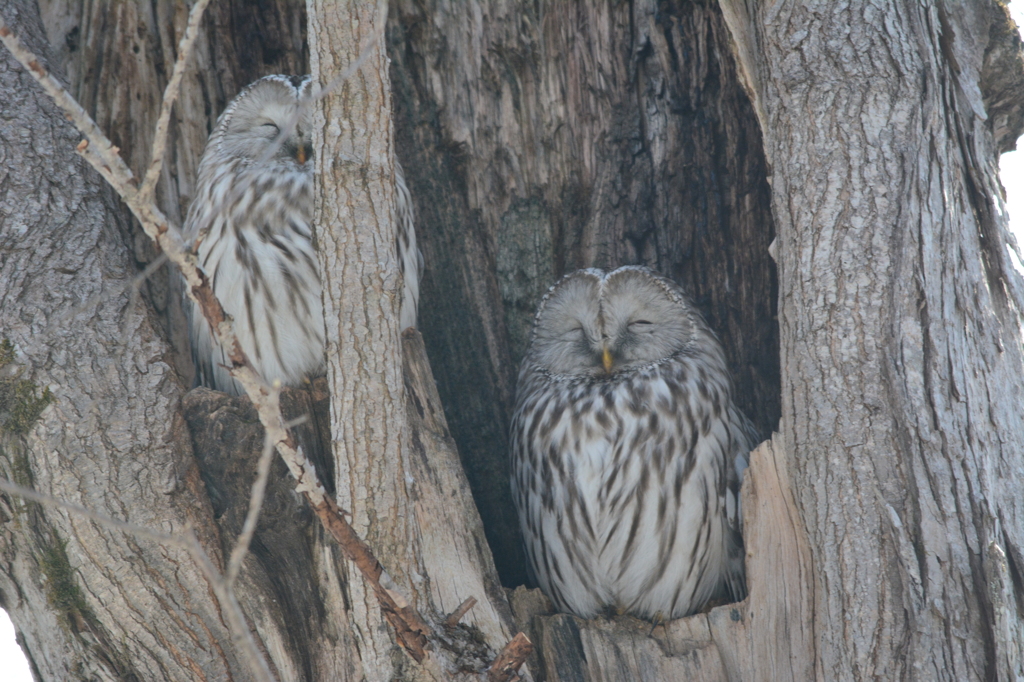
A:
[212, 75, 313, 170]
[526, 266, 709, 377]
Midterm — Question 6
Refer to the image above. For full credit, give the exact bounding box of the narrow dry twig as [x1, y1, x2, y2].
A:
[225, 431, 277, 588]
[0, 478, 275, 682]
[443, 597, 478, 629]
[487, 632, 534, 682]
[195, 530, 275, 682]
[0, 478, 188, 549]
[140, 0, 214, 200]
[0, 10, 435, 665]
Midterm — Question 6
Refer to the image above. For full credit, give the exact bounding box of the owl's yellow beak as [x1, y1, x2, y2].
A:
[602, 345, 614, 373]
[295, 144, 307, 164]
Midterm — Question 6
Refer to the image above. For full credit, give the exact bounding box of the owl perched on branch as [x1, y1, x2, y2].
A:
[184, 75, 422, 394]
[510, 266, 755, 620]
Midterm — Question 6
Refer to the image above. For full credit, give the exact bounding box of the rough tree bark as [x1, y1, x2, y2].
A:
[0, 2, 246, 678]
[305, 2, 520, 678]
[2, 0, 1023, 680]
[719, 0, 1024, 678]
[307, 3, 417, 676]
[3, 0, 520, 680]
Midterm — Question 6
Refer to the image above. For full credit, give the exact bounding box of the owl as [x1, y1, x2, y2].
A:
[510, 266, 755, 620]
[184, 74, 422, 394]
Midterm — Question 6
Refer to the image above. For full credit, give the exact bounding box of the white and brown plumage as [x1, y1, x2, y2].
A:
[184, 75, 421, 394]
[510, 266, 754, 620]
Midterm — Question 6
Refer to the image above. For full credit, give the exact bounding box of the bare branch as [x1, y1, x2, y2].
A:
[226, 431, 276, 588]
[140, 0, 214, 201]
[487, 632, 534, 682]
[312, 495, 431, 661]
[444, 597, 478, 629]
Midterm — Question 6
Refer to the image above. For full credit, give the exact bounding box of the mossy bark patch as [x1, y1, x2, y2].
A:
[39, 538, 93, 634]
[0, 339, 52, 436]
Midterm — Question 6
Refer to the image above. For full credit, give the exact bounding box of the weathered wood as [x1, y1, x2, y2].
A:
[402, 330, 521, 654]
[388, 0, 779, 587]
[487, 632, 533, 682]
[707, 435, 814, 682]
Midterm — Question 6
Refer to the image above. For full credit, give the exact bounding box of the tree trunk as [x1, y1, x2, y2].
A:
[307, 3, 415, 677]
[2, 0, 1023, 680]
[305, 2, 518, 677]
[719, 1, 1024, 678]
[0, 1, 244, 678]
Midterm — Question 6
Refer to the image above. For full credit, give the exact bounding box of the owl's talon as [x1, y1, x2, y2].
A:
[648, 611, 667, 636]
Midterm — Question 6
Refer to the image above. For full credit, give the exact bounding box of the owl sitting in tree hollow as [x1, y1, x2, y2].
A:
[510, 266, 756, 620]
[184, 75, 421, 394]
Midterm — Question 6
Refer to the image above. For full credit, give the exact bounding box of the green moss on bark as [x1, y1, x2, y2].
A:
[0, 339, 52, 436]
[39, 538, 93, 633]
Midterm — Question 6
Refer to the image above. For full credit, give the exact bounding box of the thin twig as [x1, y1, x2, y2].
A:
[0, 478, 184, 549]
[487, 632, 533, 682]
[194, 532, 275, 682]
[140, 0, 214, 201]
[225, 430, 277, 588]
[443, 597, 478, 629]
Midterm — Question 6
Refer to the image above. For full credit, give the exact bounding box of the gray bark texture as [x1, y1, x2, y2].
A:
[720, 0, 1024, 678]
[0, 1, 241, 679]
[1, 0, 1023, 680]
